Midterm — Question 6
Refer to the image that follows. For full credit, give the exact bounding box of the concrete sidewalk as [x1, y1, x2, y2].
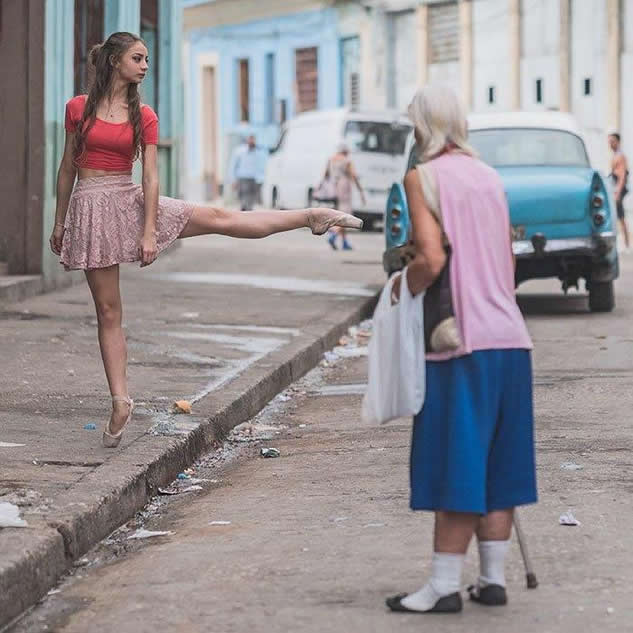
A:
[0, 230, 383, 628]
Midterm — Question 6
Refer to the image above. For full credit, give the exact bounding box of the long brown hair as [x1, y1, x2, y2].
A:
[72, 32, 147, 164]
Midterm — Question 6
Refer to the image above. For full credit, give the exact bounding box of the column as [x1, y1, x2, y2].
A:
[559, 0, 571, 112]
[459, 0, 473, 110]
[607, 0, 621, 131]
[509, 0, 521, 110]
[416, 3, 429, 88]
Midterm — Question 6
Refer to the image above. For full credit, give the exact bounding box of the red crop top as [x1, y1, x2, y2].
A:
[64, 95, 159, 171]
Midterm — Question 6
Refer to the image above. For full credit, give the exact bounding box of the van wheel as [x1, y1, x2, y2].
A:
[272, 187, 279, 209]
[589, 280, 615, 312]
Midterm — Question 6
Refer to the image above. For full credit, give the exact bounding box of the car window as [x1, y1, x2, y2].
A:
[344, 121, 412, 155]
[469, 128, 589, 167]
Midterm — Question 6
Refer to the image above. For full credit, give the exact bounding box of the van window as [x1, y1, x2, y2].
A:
[344, 121, 412, 155]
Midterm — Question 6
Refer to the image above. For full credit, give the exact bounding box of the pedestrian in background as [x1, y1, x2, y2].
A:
[229, 134, 263, 211]
[49, 32, 362, 450]
[608, 131, 630, 250]
[386, 84, 536, 614]
[323, 143, 366, 250]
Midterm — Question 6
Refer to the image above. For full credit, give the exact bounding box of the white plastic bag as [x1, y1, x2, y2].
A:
[362, 267, 426, 425]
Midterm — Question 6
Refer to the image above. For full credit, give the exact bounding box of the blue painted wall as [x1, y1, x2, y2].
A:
[186, 8, 342, 193]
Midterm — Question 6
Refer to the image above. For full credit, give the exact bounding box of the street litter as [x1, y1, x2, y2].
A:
[181, 485, 203, 492]
[0, 502, 28, 528]
[559, 510, 581, 526]
[68, 369, 75, 376]
[260, 447, 280, 458]
[127, 528, 174, 539]
[83, 423, 97, 430]
[158, 487, 180, 495]
[177, 473, 190, 480]
[0, 442, 25, 448]
[181, 312, 200, 319]
[209, 521, 231, 526]
[47, 589, 61, 596]
[277, 393, 292, 402]
[560, 462, 583, 471]
[363, 523, 385, 528]
[172, 399, 192, 414]
[607, 607, 615, 615]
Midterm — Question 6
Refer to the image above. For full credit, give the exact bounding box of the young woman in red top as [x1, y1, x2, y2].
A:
[49, 32, 361, 448]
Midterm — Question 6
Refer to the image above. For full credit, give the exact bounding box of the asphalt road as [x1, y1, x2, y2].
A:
[7, 237, 633, 633]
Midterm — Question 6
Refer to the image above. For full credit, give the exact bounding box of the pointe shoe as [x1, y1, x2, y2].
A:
[307, 208, 363, 235]
[102, 396, 134, 448]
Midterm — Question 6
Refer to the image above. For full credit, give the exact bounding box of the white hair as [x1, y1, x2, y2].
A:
[407, 84, 474, 163]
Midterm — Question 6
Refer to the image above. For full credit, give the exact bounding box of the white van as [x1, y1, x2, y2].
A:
[263, 108, 412, 230]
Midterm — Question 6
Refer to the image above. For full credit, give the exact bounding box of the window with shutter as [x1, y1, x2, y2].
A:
[429, 1, 459, 64]
[295, 47, 318, 113]
[238, 59, 250, 122]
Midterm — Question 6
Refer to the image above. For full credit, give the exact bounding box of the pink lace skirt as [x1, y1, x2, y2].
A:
[60, 175, 194, 271]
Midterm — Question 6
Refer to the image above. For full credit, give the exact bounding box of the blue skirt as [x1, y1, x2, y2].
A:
[410, 349, 537, 514]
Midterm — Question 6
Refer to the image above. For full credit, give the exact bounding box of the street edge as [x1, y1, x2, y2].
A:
[0, 291, 379, 630]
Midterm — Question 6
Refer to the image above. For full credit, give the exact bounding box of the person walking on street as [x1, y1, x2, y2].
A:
[609, 132, 630, 250]
[385, 85, 537, 614]
[323, 143, 365, 250]
[230, 134, 262, 211]
[48, 32, 361, 449]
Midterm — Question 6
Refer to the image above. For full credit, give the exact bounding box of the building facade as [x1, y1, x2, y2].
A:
[1, 0, 184, 292]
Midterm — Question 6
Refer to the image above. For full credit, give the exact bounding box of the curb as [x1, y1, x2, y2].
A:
[0, 292, 378, 629]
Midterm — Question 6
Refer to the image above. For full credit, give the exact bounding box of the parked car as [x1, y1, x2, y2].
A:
[383, 111, 619, 312]
[263, 108, 412, 230]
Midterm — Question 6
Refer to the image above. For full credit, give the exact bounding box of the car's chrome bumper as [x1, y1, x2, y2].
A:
[513, 232, 616, 258]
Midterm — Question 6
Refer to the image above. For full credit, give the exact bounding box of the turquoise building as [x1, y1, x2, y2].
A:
[182, 4, 351, 201]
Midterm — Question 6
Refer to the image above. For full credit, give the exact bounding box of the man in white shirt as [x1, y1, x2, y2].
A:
[230, 135, 262, 211]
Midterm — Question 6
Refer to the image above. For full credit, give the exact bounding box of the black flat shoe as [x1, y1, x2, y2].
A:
[467, 584, 507, 606]
[386, 592, 463, 613]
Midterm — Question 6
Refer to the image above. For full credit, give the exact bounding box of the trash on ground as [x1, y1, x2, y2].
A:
[181, 312, 200, 319]
[0, 442, 26, 448]
[299, 424, 307, 428]
[363, 523, 385, 528]
[260, 447, 280, 458]
[73, 557, 90, 568]
[177, 473, 190, 480]
[209, 521, 231, 526]
[83, 423, 97, 430]
[127, 528, 174, 539]
[559, 510, 581, 526]
[68, 369, 75, 376]
[172, 400, 192, 414]
[47, 589, 61, 596]
[607, 607, 615, 615]
[158, 487, 180, 496]
[0, 502, 28, 528]
[184, 468, 195, 475]
[181, 485, 203, 493]
[560, 462, 583, 471]
[277, 393, 292, 402]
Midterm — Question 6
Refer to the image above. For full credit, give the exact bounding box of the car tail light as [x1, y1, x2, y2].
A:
[593, 210, 606, 226]
[391, 223, 401, 236]
[391, 207, 401, 219]
[592, 194, 604, 209]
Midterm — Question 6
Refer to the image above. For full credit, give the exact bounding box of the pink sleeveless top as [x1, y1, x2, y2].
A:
[425, 152, 533, 361]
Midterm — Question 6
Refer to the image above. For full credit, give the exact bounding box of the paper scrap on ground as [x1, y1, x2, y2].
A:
[181, 485, 203, 493]
[172, 400, 192, 414]
[0, 442, 26, 448]
[0, 502, 29, 528]
[209, 521, 231, 526]
[559, 510, 581, 526]
[560, 462, 583, 471]
[127, 528, 174, 539]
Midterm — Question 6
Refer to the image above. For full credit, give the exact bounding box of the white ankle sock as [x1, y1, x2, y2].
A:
[401, 552, 464, 612]
[478, 539, 509, 588]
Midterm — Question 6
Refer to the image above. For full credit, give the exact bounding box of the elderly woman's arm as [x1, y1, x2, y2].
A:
[401, 169, 446, 296]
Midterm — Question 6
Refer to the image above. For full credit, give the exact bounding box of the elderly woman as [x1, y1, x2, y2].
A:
[386, 85, 536, 614]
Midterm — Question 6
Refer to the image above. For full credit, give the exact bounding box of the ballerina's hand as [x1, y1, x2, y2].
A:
[49, 225, 65, 256]
[139, 233, 158, 267]
[306, 208, 363, 235]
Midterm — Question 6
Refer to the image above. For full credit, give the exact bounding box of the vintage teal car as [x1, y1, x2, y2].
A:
[383, 112, 619, 312]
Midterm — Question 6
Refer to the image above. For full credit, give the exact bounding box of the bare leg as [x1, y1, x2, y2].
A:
[477, 509, 513, 542]
[619, 218, 630, 248]
[434, 511, 480, 554]
[85, 265, 130, 434]
[178, 205, 361, 239]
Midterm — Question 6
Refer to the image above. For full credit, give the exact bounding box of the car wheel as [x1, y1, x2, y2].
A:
[272, 187, 279, 209]
[589, 280, 615, 312]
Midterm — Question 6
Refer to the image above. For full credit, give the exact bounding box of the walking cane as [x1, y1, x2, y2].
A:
[513, 512, 538, 589]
